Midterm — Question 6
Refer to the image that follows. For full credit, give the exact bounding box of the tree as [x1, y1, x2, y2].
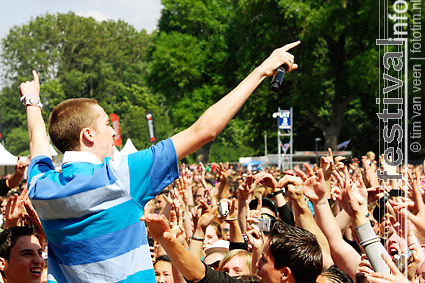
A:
[0, 12, 172, 155]
[227, 0, 380, 153]
[148, 0, 245, 163]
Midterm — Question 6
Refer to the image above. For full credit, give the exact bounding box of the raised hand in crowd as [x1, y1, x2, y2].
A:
[255, 171, 287, 209]
[294, 162, 315, 182]
[216, 162, 230, 200]
[280, 173, 333, 268]
[304, 167, 361, 280]
[391, 169, 425, 236]
[335, 168, 391, 274]
[237, 175, 252, 234]
[181, 164, 194, 207]
[361, 155, 379, 188]
[245, 224, 264, 274]
[20, 187, 46, 246]
[189, 200, 216, 259]
[4, 194, 25, 229]
[169, 209, 187, 248]
[1, 155, 28, 193]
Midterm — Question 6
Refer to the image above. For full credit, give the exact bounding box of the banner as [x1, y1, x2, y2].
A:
[282, 143, 290, 154]
[277, 110, 291, 130]
[145, 111, 157, 143]
[110, 113, 122, 147]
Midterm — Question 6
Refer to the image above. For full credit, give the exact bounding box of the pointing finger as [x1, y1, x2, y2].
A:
[32, 70, 39, 84]
[282, 40, 301, 52]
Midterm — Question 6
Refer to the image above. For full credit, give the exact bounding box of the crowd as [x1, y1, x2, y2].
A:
[0, 40, 424, 283]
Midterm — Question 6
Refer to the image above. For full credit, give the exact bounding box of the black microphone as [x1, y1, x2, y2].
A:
[270, 64, 288, 92]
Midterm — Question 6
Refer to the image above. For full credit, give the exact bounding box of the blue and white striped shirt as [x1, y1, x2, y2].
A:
[27, 138, 179, 282]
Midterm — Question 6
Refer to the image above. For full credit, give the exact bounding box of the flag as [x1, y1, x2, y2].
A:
[110, 113, 122, 147]
[145, 111, 157, 143]
[282, 143, 290, 154]
[337, 139, 351, 150]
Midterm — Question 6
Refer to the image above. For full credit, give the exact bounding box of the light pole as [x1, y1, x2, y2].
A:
[315, 137, 321, 166]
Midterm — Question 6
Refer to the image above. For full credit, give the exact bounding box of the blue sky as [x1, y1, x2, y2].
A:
[0, 0, 163, 40]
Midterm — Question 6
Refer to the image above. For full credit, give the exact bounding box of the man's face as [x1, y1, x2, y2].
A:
[1, 199, 7, 217]
[1, 235, 45, 283]
[256, 241, 283, 283]
[154, 260, 174, 283]
[385, 227, 407, 260]
[92, 104, 116, 161]
[154, 195, 166, 213]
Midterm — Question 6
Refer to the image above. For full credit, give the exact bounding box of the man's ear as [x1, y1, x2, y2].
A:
[280, 266, 292, 283]
[81, 127, 95, 146]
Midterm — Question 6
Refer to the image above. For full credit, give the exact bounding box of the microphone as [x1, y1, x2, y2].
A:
[270, 64, 288, 92]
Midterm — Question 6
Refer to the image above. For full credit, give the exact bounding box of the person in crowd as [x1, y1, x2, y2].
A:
[153, 255, 175, 283]
[154, 189, 170, 214]
[0, 226, 45, 283]
[204, 221, 224, 250]
[20, 40, 300, 282]
[218, 249, 252, 278]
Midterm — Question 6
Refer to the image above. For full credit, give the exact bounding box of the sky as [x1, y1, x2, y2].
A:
[0, 0, 163, 41]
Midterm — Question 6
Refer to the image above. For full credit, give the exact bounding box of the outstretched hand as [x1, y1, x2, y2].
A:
[15, 155, 28, 176]
[320, 148, 334, 181]
[253, 172, 277, 190]
[303, 169, 327, 204]
[258, 41, 301, 77]
[141, 214, 173, 242]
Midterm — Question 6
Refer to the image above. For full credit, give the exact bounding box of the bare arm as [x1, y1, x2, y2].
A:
[142, 214, 206, 282]
[5, 156, 27, 189]
[304, 169, 361, 280]
[282, 174, 334, 269]
[20, 71, 50, 159]
[171, 41, 300, 160]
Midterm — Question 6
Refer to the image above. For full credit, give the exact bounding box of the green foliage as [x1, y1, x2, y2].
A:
[225, 0, 381, 153]
[149, 0, 241, 162]
[1, 3, 412, 162]
[0, 12, 172, 155]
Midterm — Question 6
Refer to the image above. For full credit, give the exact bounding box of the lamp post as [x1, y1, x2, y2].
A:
[315, 137, 321, 166]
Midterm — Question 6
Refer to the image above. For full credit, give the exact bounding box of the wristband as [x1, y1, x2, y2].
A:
[191, 235, 205, 241]
[20, 94, 40, 104]
[267, 189, 285, 199]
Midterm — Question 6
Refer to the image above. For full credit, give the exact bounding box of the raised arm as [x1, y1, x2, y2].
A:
[19, 71, 50, 159]
[5, 156, 27, 189]
[171, 41, 300, 160]
[282, 174, 333, 269]
[142, 214, 206, 282]
[304, 168, 361, 280]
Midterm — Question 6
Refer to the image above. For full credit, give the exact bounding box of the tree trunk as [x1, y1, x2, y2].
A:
[323, 124, 341, 151]
[308, 92, 356, 151]
[197, 141, 213, 164]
